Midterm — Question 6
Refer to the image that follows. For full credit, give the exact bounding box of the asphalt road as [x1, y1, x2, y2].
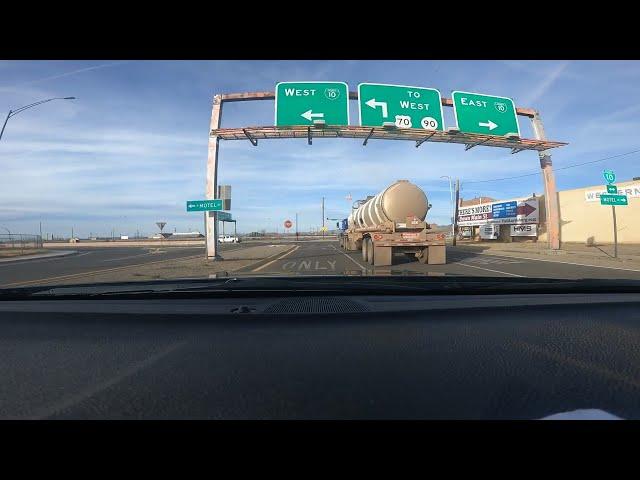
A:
[3, 240, 640, 288]
[235, 240, 640, 280]
[0, 244, 241, 287]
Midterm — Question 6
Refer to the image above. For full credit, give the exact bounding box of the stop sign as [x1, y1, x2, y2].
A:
[284, 220, 293, 229]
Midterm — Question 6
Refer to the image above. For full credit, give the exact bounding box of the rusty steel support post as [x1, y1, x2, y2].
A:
[206, 95, 223, 259]
[531, 111, 560, 250]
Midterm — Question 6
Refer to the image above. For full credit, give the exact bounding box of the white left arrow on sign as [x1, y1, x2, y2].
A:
[301, 110, 324, 121]
[365, 98, 388, 118]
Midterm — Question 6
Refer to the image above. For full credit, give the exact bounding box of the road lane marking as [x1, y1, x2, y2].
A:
[252, 245, 300, 272]
[330, 245, 367, 271]
[1, 254, 203, 288]
[99, 251, 159, 263]
[451, 249, 640, 273]
[456, 262, 524, 277]
[28, 340, 188, 420]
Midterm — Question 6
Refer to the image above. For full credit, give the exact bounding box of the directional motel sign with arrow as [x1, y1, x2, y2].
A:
[186, 199, 223, 212]
[452, 91, 520, 136]
[275, 82, 349, 127]
[358, 83, 445, 130]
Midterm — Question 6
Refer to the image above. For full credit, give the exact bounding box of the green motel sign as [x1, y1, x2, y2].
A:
[358, 83, 444, 130]
[600, 194, 628, 206]
[186, 199, 223, 212]
[275, 82, 349, 127]
[452, 91, 520, 136]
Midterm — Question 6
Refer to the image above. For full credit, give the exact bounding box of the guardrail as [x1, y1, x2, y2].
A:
[0, 234, 43, 251]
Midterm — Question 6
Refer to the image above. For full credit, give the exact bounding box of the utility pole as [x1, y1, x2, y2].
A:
[322, 197, 325, 238]
[531, 111, 560, 250]
[453, 179, 460, 246]
[205, 95, 223, 260]
[295, 212, 299, 241]
[612, 205, 618, 259]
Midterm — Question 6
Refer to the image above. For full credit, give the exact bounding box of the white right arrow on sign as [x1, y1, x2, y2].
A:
[478, 120, 498, 131]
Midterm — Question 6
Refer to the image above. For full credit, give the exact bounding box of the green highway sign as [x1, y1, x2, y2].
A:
[600, 194, 628, 206]
[186, 199, 223, 212]
[603, 170, 616, 184]
[358, 83, 444, 130]
[606, 184, 618, 194]
[275, 82, 349, 127]
[452, 91, 520, 136]
[218, 212, 233, 221]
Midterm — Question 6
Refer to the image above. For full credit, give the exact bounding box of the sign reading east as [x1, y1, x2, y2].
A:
[358, 83, 444, 130]
[275, 82, 349, 127]
[452, 91, 520, 136]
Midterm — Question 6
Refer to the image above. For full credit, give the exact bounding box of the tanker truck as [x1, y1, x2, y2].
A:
[338, 180, 446, 266]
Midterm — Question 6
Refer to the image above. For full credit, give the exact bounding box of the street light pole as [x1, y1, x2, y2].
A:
[440, 175, 454, 240]
[322, 197, 325, 238]
[0, 97, 76, 142]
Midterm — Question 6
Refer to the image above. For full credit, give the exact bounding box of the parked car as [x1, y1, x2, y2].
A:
[218, 235, 239, 243]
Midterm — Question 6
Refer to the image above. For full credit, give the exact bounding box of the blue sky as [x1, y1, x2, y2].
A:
[1, 60, 639, 238]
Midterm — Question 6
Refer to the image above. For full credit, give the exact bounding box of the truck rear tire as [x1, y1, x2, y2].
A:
[366, 238, 374, 265]
[362, 237, 369, 262]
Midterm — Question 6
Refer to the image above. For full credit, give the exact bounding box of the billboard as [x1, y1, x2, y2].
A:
[510, 224, 537, 237]
[457, 197, 539, 226]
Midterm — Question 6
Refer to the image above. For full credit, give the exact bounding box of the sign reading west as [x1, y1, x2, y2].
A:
[358, 83, 444, 130]
[452, 91, 520, 136]
[275, 82, 349, 127]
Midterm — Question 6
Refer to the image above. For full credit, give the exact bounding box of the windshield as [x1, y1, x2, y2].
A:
[1, 60, 639, 289]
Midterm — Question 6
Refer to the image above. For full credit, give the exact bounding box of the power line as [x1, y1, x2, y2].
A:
[463, 148, 640, 185]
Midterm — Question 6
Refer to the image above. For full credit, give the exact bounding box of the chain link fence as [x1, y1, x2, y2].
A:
[0, 234, 44, 252]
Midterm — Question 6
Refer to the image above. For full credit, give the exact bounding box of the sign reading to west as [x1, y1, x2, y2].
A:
[452, 91, 520, 136]
[275, 82, 349, 127]
[186, 200, 223, 212]
[358, 83, 444, 130]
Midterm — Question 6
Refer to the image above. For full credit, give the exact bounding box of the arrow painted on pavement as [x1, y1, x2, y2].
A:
[517, 203, 537, 216]
[301, 110, 324, 121]
[478, 120, 498, 131]
[365, 98, 388, 118]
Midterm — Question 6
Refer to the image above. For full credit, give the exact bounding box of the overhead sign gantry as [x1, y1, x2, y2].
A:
[202, 83, 568, 259]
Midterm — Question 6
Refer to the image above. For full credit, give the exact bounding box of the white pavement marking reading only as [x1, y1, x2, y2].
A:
[282, 259, 337, 272]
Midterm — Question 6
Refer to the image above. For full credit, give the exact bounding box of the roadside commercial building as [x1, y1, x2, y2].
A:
[458, 179, 640, 245]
